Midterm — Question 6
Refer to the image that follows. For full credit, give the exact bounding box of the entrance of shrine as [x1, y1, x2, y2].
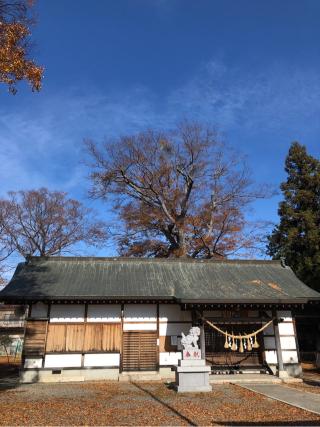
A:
[204, 322, 265, 372]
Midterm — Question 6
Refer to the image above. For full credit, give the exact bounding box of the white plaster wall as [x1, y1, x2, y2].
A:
[83, 353, 120, 367]
[123, 323, 157, 331]
[44, 354, 82, 368]
[265, 350, 278, 364]
[124, 304, 157, 321]
[31, 303, 48, 318]
[278, 322, 295, 336]
[159, 304, 192, 322]
[277, 310, 298, 365]
[159, 352, 182, 366]
[159, 322, 191, 336]
[280, 336, 297, 350]
[263, 310, 299, 368]
[282, 350, 298, 364]
[24, 358, 43, 369]
[87, 305, 121, 322]
[50, 305, 85, 322]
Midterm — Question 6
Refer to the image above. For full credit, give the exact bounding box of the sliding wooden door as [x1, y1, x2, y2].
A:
[122, 331, 157, 371]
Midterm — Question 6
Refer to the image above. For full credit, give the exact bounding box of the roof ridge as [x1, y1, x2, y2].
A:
[27, 256, 281, 265]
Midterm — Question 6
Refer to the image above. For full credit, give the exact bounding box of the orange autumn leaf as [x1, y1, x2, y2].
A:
[0, 1, 43, 93]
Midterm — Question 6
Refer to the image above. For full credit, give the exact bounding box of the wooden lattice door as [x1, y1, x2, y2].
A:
[23, 320, 47, 357]
[122, 331, 157, 371]
[204, 323, 264, 370]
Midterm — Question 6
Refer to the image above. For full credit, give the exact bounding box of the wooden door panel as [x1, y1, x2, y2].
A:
[24, 320, 47, 356]
[122, 331, 157, 371]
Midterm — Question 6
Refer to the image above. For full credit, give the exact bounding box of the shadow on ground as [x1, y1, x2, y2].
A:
[131, 382, 197, 426]
[214, 422, 320, 426]
[0, 364, 21, 391]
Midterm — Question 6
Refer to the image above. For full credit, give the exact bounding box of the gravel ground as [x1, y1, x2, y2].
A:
[1, 381, 320, 426]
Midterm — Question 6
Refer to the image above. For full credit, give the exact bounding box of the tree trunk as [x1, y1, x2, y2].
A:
[174, 227, 188, 257]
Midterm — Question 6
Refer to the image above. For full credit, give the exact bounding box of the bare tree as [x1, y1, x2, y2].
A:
[0, 188, 107, 258]
[86, 122, 270, 259]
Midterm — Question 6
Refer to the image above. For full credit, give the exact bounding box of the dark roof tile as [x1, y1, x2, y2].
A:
[0, 256, 319, 303]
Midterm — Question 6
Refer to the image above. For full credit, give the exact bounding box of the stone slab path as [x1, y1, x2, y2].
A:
[239, 383, 320, 415]
[210, 373, 282, 384]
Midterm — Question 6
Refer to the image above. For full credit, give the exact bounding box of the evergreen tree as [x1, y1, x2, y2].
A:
[267, 142, 320, 291]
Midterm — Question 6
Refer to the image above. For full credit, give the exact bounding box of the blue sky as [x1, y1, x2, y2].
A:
[1, 0, 320, 259]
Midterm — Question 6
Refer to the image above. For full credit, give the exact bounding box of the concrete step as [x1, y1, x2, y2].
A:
[119, 371, 161, 382]
[210, 374, 282, 384]
[41, 376, 85, 383]
[282, 377, 303, 383]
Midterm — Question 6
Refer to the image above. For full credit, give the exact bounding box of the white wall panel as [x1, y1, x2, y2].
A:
[124, 304, 156, 321]
[277, 311, 292, 322]
[159, 352, 182, 366]
[279, 322, 295, 336]
[263, 336, 276, 350]
[87, 305, 121, 322]
[264, 350, 278, 364]
[159, 304, 191, 322]
[280, 336, 297, 350]
[123, 323, 157, 331]
[24, 358, 43, 368]
[31, 303, 48, 318]
[159, 322, 191, 336]
[282, 350, 298, 364]
[50, 305, 85, 322]
[44, 354, 82, 368]
[83, 353, 120, 367]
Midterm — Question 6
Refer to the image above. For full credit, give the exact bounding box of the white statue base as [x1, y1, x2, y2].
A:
[174, 326, 212, 392]
[174, 357, 212, 393]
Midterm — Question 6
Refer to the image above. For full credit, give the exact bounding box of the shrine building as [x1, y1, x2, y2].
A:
[0, 256, 319, 382]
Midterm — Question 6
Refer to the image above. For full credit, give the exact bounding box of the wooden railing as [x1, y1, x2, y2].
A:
[0, 317, 25, 328]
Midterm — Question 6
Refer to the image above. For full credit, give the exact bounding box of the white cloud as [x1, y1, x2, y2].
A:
[167, 60, 320, 145]
[1, 59, 319, 201]
[0, 86, 160, 197]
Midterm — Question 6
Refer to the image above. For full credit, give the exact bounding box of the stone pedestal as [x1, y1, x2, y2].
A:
[278, 369, 290, 379]
[174, 359, 212, 392]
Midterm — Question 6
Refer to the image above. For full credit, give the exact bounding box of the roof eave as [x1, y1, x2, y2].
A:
[178, 297, 318, 305]
[1, 295, 319, 305]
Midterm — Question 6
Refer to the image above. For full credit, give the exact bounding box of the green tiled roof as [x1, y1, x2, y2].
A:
[0, 256, 319, 303]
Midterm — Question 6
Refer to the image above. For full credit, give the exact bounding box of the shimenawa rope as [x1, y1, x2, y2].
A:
[200, 315, 274, 353]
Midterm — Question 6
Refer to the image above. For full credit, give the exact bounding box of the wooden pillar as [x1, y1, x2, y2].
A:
[156, 303, 160, 372]
[273, 310, 286, 377]
[120, 303, 124, 373]
[316, 323, 320, 368]
[193, 308, 206, 360]
[200, 324, 206, 360]
[42, 303, 51, 368]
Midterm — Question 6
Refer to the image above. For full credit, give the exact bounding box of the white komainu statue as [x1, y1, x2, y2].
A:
[181, 326, 200, 351]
